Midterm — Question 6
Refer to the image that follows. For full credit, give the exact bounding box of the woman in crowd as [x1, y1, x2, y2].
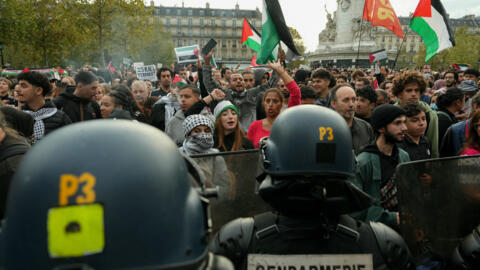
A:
[436, 88, 465, 142]
[179, 114, 230, 199]
[0, 111, 31, 219]
[94, 84, 106, 105]
[247, 61, 301, 148]
[0, 78, 14, 105]
[100, 91, 132, 119]
[213, 100, 254, 152]
[461, 110, 480, 156]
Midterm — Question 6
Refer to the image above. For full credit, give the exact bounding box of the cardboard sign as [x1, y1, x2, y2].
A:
[135, 65, 157, 82]
[174, 45, 200, 64]
[247, 254, 373, 270]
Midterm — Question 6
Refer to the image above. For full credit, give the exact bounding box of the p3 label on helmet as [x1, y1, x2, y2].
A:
[319, 127, 334, 141]
[47, 203, 105, 258]
[59, 173, 96, 206]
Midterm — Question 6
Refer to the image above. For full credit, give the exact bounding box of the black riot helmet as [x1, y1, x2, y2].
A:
[258, 105, 370, 217]
[0, 120, 212, 270]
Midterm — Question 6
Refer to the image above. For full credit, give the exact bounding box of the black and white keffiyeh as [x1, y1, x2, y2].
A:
[24, 107, 57, 143]
[183, 114, 215, 137]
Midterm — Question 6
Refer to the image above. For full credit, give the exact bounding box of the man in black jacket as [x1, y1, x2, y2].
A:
[16, 71, 71, 143]
[53, 71, 101, 122]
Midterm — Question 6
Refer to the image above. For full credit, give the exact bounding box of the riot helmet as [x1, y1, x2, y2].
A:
[260, 105, 355, 178]
[0, 120, 211, 270]
[257, 105, 370, 217]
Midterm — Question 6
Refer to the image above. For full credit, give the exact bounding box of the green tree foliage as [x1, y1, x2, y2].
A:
[286, 26, 306, 68]
[414, 27, 480, 70]
[1, 0, 174, 69]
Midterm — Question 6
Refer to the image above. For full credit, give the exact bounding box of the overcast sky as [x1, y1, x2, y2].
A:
[153, 0, 480, 52]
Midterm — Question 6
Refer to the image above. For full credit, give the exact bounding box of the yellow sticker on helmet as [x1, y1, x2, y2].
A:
[47, 203, 105, 258]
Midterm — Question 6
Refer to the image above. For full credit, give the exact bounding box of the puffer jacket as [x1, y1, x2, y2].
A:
[53, 86, 101, 123]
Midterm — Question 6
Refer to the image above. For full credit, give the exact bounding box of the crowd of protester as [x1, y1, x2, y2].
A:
[1, 52, 480, 228]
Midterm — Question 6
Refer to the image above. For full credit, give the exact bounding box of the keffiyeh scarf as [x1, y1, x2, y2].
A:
[24, 107, 57, 143]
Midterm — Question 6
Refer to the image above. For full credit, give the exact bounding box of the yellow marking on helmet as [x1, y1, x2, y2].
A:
[47, 203, 105, 258]
[59, 173, 96, 206]
[319, 127, 334, 141]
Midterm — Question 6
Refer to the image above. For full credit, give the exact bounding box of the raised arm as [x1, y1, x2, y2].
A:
[202, 49, 223, 93]
[267, 60, 301, 107]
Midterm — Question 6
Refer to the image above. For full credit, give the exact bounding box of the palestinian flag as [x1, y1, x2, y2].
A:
[257, 0, 301, 65]
[172, 75, 187, 88]
[368, 49, 388, 64]
[410, 0, 455, 62]
[241, 18, 262, 52]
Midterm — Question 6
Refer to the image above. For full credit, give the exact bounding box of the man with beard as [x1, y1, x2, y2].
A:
[330, 84, 374, 155]
[444, 69, 458, 88]
[352, 104, 410, 229]
[151, 67, 173, 97]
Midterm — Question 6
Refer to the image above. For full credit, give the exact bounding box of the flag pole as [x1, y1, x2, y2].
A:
[392, 35, 406, 70]
[356, 19, 364, 68]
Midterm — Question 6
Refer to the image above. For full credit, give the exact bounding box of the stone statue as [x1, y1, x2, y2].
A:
[318, 10, 337, 43]
[339, 0, 351, 11]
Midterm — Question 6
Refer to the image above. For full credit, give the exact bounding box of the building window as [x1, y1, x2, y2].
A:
[188, 10, 193, 16]
[212, 29, 216, 36]
[211, 10, 215, 16]
[177, 39, 182, 46]
[188, 29, 192, 36]
[389, 36, 392, 42]
[222, 40, 227, 48]
[188, 18, 192, 25]
[200, 18, 204, 26]
[177, 9, 181, 16]
[166, 18, 170, 25]
[200, 39, 205, 46]
[232, 40, 237, 48]
[200, 29, 205, 36]
[222, 29, 226, 36]
[211, 19, 215, 26]
[177, 18, 181, 25]
[232, 20, 236, 27]
[166, 9, 170, 14]
[177, 27, 181, 34]
[222, 20, 226, 27]
[200, 10, 204, 16]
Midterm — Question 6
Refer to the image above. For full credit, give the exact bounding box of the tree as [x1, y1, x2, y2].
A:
[414, 27, 480, 70]
[286, 26, 306, 68]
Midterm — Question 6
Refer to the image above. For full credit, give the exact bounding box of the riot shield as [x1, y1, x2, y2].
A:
[395, 155, 480, 262]
[191, 150, 271, 233]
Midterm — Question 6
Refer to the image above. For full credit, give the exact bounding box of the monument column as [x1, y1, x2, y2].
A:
[335, 0, 364, 44]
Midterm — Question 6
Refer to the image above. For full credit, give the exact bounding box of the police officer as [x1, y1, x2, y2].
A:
[209, 105, 415, 270]
[0, 120, 233, 270]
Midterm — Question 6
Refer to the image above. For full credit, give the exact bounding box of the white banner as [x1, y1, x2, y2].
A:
[135, 65, 157, 82]
[248, 254, 373, 270]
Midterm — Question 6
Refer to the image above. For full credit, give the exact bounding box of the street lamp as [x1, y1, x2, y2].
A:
[0, 41, 4, 68]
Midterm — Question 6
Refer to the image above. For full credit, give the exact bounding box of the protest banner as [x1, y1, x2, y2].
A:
[135, 65, 157, 81]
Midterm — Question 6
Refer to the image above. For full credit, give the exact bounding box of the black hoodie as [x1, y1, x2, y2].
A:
[53, 86, 101, 123]
[360, 142, 400, 185]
